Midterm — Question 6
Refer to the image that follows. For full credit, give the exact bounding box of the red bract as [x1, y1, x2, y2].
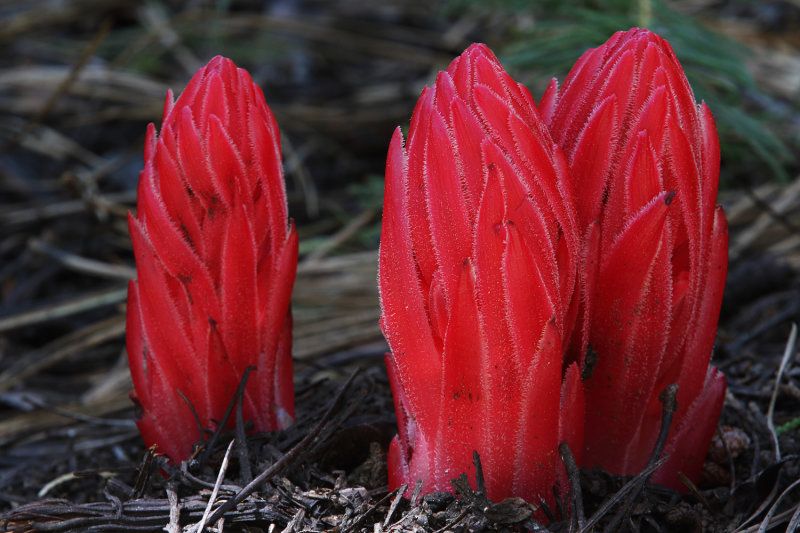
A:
[379, 43, 583, 506]
[540, 28, 728, 489]
[127, 57, 298, 462]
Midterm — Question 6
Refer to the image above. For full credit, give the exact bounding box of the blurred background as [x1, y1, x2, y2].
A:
[1, 0, 799, 517]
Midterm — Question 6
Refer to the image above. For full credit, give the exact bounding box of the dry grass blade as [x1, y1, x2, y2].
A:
[136, 3, 202, 76]
[0, 286, 126, 333]
[0, 65, 168, 111]
[720, 179, 800, 272]
[293, 252, 382, 360]
[302, 208, 377, 264]
[192, 439, 235, 533]
[768, 323, 798, 462]
[0, 393, 133, 446]
[28, 238, 136, 280]
[578, 457, 669, 533]
[559, 442, 586, 532]
[729, 176, 800, 261]
[0, 191, 136, 227]
[757, 476, 800, 533]
[789, 503, 800, 533]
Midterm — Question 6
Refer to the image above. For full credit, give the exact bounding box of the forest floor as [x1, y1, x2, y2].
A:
[1, 1, 800, 531]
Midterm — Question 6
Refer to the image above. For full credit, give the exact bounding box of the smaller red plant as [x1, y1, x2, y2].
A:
[127, 57, 297, 462]
[541, 28, 728, 489]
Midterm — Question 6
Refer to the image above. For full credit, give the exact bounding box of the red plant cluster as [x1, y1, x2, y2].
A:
[127, 57, 297, 463]
[379, 28, 728, 503]
[126, 28, 728, 509]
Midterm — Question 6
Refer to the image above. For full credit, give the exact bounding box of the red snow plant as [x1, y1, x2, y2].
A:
[127, 57, 297, 462]
[541, 28, 728, 490]
[379, 43, 584, 507]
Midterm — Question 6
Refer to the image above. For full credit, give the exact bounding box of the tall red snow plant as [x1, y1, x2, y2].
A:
[379, 43, 585, 507]
[127, 56, 297, 463]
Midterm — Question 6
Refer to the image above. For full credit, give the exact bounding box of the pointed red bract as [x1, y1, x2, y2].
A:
[544, 28, 728, 489]
[379, 43, 583, 508]
[127, 56, 297, 462]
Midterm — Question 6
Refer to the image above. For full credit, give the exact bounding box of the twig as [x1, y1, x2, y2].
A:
[756, 476, 800, 533]
[177, 390, 205, 447]
[539, 495, 556, 524]
[732, 178, 800, 259]
[678, 472, 713, 512]
[342, 489, 395, 533]
[431, 509, 470, 533]
[199, 366, 256, 468]
[178, 468, 218, 492]
[103, 484, 123, 521]
[37, 472, 79, 498]
[382, 484, 407, 528]
[788, 502, 800, 533]
[137, 3, 202, 76]
[235, 386, 253, 484]
[165, 481, 180, 533]
[473, 451, 486, 496]
[28, 238, 137, 280]
[193, 439, 235, 533]
[736, 508, 798, 533]
[767, 323, 798, 462]
[602, 384, 678, 532]
[0, 395, 132, 445]
[295, 250, 377, 274]
[19, 394, 135, 428]
[280, 508, 305, 533]
[736, 478, 782, 532]
[559, 442, 586, 531]
[650, 384, 679, 466]
[578, 457, 668, 533]
[410, 479, 423, 506]
[302, 209, 377, 264]
[132, 446, 158, 500]
[200, 369, 360, 526]
[0, 286, 127, 333]
[0, 191, 136, 227]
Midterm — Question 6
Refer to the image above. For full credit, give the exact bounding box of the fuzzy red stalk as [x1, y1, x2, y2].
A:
[127, 56, 298, 462]
[379, 43, 584, 507]
[540, 28, 728, 489]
